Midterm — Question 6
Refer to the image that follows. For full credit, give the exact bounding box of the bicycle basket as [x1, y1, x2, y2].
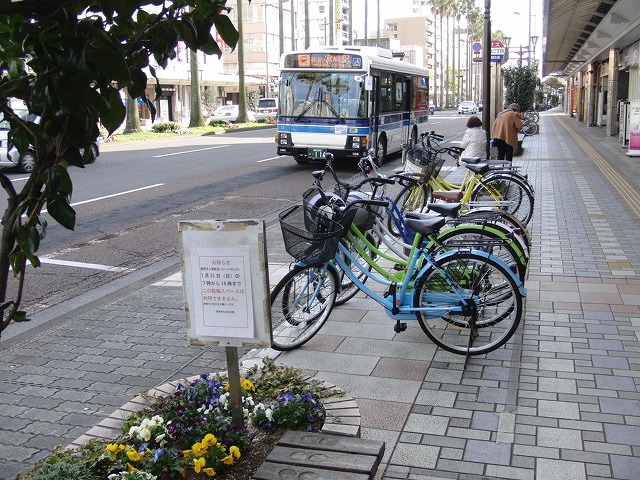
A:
[404, 146, 445, 179]
[279, 203, 354, 266]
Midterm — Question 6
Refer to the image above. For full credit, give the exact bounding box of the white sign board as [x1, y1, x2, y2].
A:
[179, 219, 271, 347]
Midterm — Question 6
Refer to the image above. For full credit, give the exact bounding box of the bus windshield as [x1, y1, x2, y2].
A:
[279, 72, 367, 120]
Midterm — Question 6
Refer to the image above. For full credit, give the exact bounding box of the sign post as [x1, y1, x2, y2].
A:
[179, 219, 271, 426]
[491, 40, 505, 63]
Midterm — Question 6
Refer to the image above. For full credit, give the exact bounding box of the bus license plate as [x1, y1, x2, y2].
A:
[308, 148, 326, 159]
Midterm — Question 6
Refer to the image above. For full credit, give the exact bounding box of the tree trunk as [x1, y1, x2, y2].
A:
[123, 89, 141, 134]
[237, 0, 247, 123]
[189, 49, 205, 127]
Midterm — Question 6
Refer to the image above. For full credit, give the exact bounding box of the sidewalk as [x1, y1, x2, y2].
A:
[1, 109, 639, 480]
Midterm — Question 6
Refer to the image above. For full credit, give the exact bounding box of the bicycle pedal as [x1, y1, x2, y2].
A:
[394, 322, 407, 333]
[393, 263, 403, 271]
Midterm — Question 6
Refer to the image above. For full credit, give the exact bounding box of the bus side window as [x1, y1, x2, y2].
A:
[395, 81, 404, 109]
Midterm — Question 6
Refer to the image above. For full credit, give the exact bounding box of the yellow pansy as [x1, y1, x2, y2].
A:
[191, 441, 207, 457]
[202, 433, 217, 447]
[229, 445, 241, 459]
[241, 379, 255, 392]
[203, 467, 216, 476]
[182, 449, 192, 458]
[126, 462, 137, 472]
[126, 449, 141, 462]
[106, 443, 125, 456]
[194, 457, 206, 473]
[222, 454, 234, 465]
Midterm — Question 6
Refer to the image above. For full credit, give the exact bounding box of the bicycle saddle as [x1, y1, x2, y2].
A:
[426, 202, 462, 217]
[404, 215, 447, 236]
[463, 163, 491, 174]
[431, 190, 464, 202]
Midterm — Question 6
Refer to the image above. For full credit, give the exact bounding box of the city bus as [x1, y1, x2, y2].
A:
[275, 46, 431, 165]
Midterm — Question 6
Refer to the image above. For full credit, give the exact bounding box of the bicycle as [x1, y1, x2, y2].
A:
[270, 158, 526, 357]
[521, 116, 539, 135]
[394, 131, 535, 225]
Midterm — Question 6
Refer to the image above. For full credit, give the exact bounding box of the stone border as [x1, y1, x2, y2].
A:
[69, 371, 361, 451]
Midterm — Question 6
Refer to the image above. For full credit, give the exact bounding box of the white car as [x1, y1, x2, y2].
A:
[255, 97, 278, 120]
[458, 101, 478, 115]
[0, 108, 99, 173]
[210, 105, 256, 123]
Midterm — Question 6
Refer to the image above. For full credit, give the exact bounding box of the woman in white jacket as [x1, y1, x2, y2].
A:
[458, 116, 487, 163]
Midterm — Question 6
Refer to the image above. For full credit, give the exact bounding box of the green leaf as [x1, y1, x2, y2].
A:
[213, 14, 239, 51]
[46, 195, 76, 231]
[100, 88, 126, 134]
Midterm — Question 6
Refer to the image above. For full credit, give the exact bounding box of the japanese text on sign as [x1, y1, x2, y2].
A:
[191, 247, 254, 338]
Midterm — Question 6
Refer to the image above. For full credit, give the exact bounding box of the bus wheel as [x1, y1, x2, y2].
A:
[375, 137, 387, 167]
[294, 155, 310, 165]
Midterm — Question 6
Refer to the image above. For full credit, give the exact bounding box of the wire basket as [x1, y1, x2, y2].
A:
[279, 202, 355, 266]
[403, 145, 445, 179]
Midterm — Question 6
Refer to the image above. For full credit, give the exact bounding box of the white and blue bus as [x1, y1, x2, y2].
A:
[275, 46, 431, 165]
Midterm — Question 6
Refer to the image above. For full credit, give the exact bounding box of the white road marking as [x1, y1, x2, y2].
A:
[153, 145, 230, 158]
[257, 155, 287, 163]
[38, 258, 133, 272]
[69, 184, 165, 207]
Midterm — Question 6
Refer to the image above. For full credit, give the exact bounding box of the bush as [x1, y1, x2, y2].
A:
[151, 122, 182, 133]
[208, 119, 230, 127]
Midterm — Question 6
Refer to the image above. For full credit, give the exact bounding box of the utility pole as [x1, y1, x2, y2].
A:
[482, 0, 491, 158]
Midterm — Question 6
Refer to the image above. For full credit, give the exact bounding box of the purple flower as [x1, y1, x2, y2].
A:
[166, 420, 179, 434]
[301, 392, 314, 402]
[278, 392, 296, 405]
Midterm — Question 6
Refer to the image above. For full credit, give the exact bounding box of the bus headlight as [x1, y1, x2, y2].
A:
[277, 132, 291, 145]
[351, 136, 366, 149]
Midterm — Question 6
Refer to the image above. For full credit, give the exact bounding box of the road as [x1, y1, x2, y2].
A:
[0, 112, 468, 332]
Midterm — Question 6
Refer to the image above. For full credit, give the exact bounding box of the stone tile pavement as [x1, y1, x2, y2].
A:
[1, 108, 639, 479]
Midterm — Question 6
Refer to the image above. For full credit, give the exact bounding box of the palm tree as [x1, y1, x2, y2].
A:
[428, 0, 447, 109]
[189, 49, 205, 127]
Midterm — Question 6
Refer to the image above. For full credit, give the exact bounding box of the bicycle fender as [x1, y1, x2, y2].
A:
[417, 249, 526, 297]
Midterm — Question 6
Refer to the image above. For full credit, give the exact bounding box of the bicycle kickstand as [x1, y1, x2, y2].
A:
[384, 283, 407, 333]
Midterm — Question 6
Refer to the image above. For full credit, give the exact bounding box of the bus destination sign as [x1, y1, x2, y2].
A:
[285, 53, 363, 69]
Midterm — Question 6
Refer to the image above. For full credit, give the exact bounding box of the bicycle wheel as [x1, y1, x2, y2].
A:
[471, 174, 534, 226]
[414, 251, 523, 356]
[388, 183, 431, 238]
[270, 264, 339, 351]
[433, 225, 528, 281]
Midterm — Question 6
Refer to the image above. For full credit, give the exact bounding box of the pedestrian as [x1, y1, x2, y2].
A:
[457, 115, 487, 164]
[491, 103, 523, 161]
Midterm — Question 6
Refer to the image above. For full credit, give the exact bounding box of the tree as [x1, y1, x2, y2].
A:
[502, 65, 537, 112]
[0, 1, 240, 336]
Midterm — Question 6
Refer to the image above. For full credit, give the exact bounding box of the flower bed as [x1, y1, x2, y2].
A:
[19, 359, 360, 480]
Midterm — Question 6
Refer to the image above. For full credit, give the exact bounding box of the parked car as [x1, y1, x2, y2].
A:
[210, 104, 256, 123]
[0, 108, 98, 173]
[458, 100, 478, 114]
[255, 97, 278, 120]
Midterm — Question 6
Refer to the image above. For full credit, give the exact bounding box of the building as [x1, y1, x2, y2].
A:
[542, 0, 640, 152]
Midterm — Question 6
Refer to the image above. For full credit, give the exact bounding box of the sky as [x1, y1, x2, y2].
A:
[350, 0, 544, 63]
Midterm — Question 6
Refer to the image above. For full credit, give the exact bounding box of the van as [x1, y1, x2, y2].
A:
[255, 97, 278, 120]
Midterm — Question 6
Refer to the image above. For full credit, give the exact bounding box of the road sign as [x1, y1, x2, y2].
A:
[491, 40, 505, 62]
[472, 42, 482, 54]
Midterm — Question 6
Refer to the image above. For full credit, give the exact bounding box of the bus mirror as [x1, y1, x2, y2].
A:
[364, 75, 373, 91]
